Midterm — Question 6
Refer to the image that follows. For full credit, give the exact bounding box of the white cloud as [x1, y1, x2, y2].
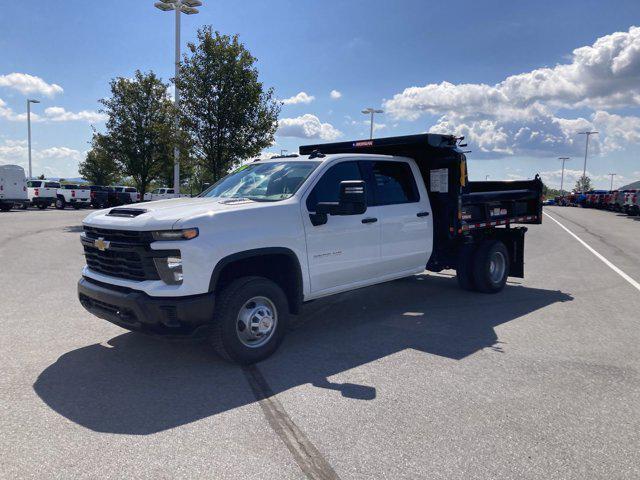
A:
[0, 99, 104, 123]
[44, 106, 107, 123]
[362, 120, 386, 132]
[277, 114, 342, 141]
[0, 73, 63, 97]
[330, 90, 342, 100]
[592, 110, 640, 152]
[281, 92, 315, 105]
[0, 139, 84, 178]
[383, 26, 640, 157]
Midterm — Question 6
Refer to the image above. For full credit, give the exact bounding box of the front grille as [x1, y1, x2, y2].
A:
[82, 227, 167, 281]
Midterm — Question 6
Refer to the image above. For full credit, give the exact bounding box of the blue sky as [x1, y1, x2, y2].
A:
[1, 0, 639, 189]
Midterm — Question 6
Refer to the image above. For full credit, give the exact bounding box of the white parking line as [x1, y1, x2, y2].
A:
[544, 211, 640, 293]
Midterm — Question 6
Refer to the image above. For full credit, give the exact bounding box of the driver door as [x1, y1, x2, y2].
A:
[302, 160, 382, 294]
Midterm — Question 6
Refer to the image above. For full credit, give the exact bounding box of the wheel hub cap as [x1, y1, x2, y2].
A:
[236, 296, 277, 348]
[489, 251, 506, 283]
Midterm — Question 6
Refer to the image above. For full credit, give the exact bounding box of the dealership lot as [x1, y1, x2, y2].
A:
[1, 207, 639, 479]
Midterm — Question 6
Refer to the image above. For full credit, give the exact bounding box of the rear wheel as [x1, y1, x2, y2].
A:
[37, 203, 47, 210]
[472, 240, 510, 294]
[0, 204, 12, 212]
[55, 198, 66, 210]
[209, 276, 289, 364]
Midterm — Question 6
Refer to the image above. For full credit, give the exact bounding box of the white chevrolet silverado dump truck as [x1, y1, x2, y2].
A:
[78, 134, 543, 364]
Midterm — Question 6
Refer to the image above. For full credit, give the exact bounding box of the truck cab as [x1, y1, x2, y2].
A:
[78, 134, 542, 364]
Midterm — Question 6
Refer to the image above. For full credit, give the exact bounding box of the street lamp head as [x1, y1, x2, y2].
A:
[180, 5, 199, 14]
[28, 99, 40, 104]
[154, 1, 175, 11]
[182, 0, 203, 6]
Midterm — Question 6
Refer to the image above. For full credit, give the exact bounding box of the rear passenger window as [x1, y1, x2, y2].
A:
[371, 161, 419, 205]
[167, 189, 174, 194]
[27, 181, 40, 187]
[306, 161, 362, 211]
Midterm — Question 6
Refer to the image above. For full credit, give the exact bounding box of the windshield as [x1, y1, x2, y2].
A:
[200, 161, 320, 201]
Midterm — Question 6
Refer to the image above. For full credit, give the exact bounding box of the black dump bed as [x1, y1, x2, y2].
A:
[300, 134, 543, 258]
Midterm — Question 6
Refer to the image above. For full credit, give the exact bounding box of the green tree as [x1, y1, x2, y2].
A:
[78, 133, 119, 185]
[99, 70, 177, 195]
[37, 174, 45, 180]
[574, 175, 592, 192]
[176, 27, 280, 182]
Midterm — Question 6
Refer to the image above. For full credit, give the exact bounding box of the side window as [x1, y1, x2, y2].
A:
[167, 189, 175, 194]
[371, 161, 419, 205]
[306, 161, 362, 212]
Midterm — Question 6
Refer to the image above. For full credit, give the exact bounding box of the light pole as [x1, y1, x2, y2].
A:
[558, 157, 570, 193]
[485, 175, 490, 181]
[361, 108, 383, 140]
[154, 0, 202, 194]
[608, 173, 616, 191]
[27, 99, 40, 179]
[578, 131, 598, 192]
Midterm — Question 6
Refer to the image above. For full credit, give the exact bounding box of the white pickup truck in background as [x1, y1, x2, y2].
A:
[113, 186, 140, 203]
[0, 164, 28, 211]
[78, 134, 543, 364]
[26, 180, 60, 209]
[143, 188, 190, 202]
[55, 184, 91, 209]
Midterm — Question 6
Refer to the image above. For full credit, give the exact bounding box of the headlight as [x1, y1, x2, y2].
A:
[154, 254, 183, 285]
[151, 228, 198, 241]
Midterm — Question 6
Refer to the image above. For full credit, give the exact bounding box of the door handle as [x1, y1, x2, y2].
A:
[417, 211, 430, 217]
[361, 217, 378, 224]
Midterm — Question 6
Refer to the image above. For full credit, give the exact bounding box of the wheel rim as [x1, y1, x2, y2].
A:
[488, 251, 506, 284]
[236, 296, 278, 348]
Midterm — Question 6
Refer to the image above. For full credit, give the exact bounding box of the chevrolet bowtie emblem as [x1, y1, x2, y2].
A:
[94, 237, 110, 252]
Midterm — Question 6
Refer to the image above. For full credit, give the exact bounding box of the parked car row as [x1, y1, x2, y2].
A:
[555, 189, 639, 215]
[1, 164, 193, 212]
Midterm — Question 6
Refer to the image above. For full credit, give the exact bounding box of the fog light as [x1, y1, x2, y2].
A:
[154, 254, 183, 285]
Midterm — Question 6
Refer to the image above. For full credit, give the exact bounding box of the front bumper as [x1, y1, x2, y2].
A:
[78, 276, 215, 338]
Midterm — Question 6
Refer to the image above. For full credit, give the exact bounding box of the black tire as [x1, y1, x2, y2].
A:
[73, 204, 80, 210]
[209, 276, 289, 364]
[55, 198, 66, 210]
[0, 204, 12, 212]
[37, 203, 47, 210]
[456, 244, 477, 291]
[472, 240, 510, 294]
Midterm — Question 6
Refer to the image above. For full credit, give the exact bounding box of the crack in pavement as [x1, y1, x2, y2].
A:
[243, 365, 341, 480]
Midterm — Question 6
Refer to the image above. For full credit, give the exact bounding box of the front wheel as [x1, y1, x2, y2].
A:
[55, 198, 66, 210]
[472, 240, 510, 294]
[36, 203, 47, 210]
[209, 276, 289, 364]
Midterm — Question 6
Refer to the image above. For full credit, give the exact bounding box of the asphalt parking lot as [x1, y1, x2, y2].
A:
[1, 206, 639, 479]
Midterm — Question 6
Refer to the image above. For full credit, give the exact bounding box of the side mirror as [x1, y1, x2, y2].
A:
[315, 180, 367, 216]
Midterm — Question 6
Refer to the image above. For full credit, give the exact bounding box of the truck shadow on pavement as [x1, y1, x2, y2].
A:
[34, 274, 572, 435]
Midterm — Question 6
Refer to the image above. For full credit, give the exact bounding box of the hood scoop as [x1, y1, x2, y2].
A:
[107, 208, 148, 218]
